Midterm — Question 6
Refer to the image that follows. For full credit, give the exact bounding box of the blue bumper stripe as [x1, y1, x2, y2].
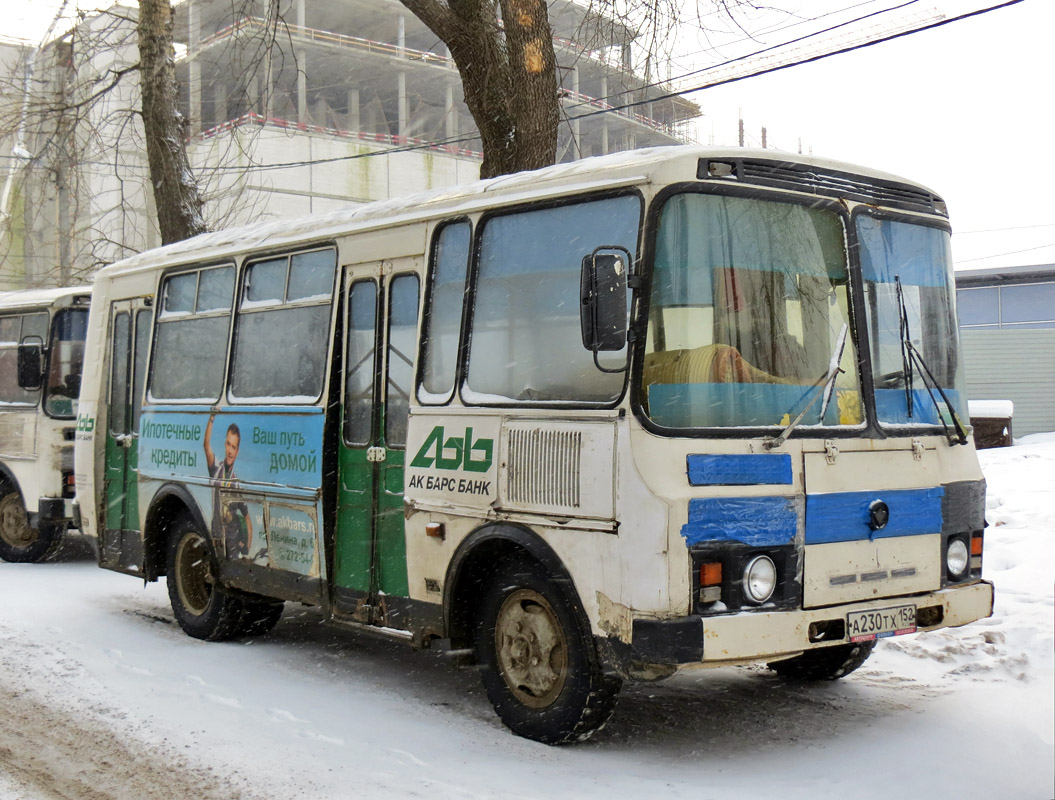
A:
[804, 488, 944, 544]
[682, 487, 945, 549]
[686, 454, 793, 486]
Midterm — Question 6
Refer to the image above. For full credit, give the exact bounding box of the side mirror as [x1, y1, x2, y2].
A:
[580, 248, 631, 353]
[17, 336, 45, 390]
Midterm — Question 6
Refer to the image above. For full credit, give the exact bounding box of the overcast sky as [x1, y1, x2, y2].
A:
[8, 0, 1052, 271]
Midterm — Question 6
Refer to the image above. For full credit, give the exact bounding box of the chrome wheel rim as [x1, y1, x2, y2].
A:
[494, 588, 568, 709]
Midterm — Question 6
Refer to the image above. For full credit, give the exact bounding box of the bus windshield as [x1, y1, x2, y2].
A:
[642, 192, 861, 429]
[44, 308, 88, 418]
[857, 214, 967, 428]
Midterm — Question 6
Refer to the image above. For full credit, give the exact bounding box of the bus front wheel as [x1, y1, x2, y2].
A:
[475, 557, 621, 744]
[767, 640, 877, 681]
[166, 516, 246, 641]
[0, 491, 65, 563]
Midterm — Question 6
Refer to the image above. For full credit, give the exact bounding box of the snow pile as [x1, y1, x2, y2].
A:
[876, 439, 1055, 685]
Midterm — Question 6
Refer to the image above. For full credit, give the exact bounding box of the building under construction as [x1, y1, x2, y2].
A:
[1, 0, 699, 289]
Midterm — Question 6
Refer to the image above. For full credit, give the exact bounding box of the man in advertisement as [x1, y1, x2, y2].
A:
[203, 408, 253, 558]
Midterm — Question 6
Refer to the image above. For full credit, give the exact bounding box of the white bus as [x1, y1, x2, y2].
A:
[75, 147, 993, 743]
[1, 287, 90, 562]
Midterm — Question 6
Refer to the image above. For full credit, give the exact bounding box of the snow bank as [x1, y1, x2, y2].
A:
[968, 399, 1014, 418]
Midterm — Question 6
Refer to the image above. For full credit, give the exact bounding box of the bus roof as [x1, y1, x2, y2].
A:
[94, 145, 942, 281]
[0, 286, 92, 311]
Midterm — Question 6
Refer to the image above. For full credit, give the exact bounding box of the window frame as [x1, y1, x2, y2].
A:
[849, 204, 963, 438]
[459, 188, 645, 410]
[384, 271, 420, 449]
[148, 261, 237, 404]
[42, 306, 89, 420]
[632, 180, 867, 440]
[0, 310, 49, 408]
[416, 217, 472, 406]
[227, 245, 338, 405]
[342, 277, 381, 448]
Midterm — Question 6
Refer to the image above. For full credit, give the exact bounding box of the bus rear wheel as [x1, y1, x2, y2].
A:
[0, 491, 65, 563]
[767, 640, 877, 681]
[166, 516, 246, 641]
[475, 557, 621, 744]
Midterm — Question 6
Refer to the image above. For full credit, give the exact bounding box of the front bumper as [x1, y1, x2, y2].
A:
[610, 580, 994, 670]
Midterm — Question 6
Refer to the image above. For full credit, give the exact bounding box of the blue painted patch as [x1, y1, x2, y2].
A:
[805, 488, 944, 544]
[682, 496, 800, 547]
[875, 388, 966, 426]
[687, 454, 793, 486]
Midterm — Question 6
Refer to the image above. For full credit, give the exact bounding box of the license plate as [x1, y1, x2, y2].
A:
[846, 604, 917, 642]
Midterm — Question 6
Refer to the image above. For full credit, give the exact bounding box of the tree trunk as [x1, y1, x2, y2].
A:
[138, 0, 207, 244]
[399, 0, 559, 179]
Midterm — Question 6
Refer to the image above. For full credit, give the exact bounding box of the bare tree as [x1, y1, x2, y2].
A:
[398, 0, 750, 178]
[138, 0, 207, 244]
[398, 0, 559, 179]
[0, 2, 274, 287]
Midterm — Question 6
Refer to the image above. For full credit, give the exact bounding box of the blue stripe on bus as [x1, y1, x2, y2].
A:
[681, 496, 799, 547]
[686, 454, 793, 486]
[804, 487, 944, 544]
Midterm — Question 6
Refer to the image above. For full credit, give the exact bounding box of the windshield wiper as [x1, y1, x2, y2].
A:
[894, 276, 968, 446]
[765, 323, 847, 450]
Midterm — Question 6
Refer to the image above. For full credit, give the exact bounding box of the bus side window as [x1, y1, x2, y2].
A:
[386, 274, 420, 448]
[229, 249, 336, 402]
[419, 221, 470, 403]
[151, 265, 234, 402]
[344, 280, 377, 446]
[110, 313, 131, 435]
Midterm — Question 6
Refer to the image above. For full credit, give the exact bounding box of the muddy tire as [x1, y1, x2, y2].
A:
[768, 640, 877, 681]
[0, 491, 66, 564]
[166, 516, 246, 641]
[239, 600, 284, 636]
[476, 557, 621, 744]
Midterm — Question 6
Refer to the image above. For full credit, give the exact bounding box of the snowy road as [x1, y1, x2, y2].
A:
[1, 441, 1052, 799]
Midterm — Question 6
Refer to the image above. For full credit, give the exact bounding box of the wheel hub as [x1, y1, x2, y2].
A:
[0, 497, 36, 549]
[175, 532, 215, 616]
[495, 589, 568, 709]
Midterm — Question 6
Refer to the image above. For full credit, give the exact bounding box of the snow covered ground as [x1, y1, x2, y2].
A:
[1, 439, 1052, 799]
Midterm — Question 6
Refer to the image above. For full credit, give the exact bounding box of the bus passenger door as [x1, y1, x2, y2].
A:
[101, 301, 153, 571]
[334, 268, 419, 621]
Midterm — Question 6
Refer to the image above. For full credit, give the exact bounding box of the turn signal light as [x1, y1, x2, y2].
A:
[699, 562, 722, 587]
[425, 522, 445, 540]
[970, 534, 983, 556]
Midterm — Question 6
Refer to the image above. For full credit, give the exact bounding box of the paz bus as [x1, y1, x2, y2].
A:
[1, 286, 90, 562]
[74, 146, 993, 743]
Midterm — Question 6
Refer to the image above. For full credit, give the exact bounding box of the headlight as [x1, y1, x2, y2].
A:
[743, 555, 777, 603]
[947, 538, 969, 579]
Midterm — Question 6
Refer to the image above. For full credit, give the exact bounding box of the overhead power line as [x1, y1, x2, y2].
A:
[957, 243, 1055, 264]
[566, 0, 1026, 124]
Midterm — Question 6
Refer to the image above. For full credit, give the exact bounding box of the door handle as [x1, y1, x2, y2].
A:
[366, 446, 387, 462]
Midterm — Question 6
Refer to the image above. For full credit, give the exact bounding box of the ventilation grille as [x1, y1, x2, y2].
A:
[701, 158, 945, 216]
[505, 429, 582, 509]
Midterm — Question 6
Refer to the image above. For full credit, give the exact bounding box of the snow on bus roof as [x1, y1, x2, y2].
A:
[0, 286, 92, 310]
[97, 145, 935, 279]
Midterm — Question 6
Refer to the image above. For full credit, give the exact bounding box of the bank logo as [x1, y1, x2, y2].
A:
[411, 426, 493, 473]
[76, 414, 95, 433]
